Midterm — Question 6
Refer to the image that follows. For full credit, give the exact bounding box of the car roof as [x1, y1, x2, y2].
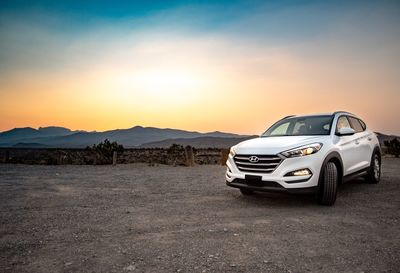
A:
[283, 111, 357, 119]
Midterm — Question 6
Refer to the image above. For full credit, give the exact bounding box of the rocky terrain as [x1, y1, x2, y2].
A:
[0, 159, 399, 273]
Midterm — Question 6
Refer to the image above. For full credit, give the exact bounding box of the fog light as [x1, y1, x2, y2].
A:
[293, 169, 310, 176]
[285, 168, 312, 176]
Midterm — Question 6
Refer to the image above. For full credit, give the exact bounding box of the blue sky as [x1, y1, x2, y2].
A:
[1, 0, 383, 32]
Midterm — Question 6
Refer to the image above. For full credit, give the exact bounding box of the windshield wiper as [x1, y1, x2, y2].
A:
[262, 134, 291, 137]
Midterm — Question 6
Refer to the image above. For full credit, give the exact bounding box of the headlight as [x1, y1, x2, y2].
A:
[281, 143, 323, 158]
[229, 147, 236, 157]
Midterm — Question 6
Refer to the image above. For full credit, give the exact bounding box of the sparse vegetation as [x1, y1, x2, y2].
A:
[384, 138, 400, 157]
[168, 143, 184, 152]
[86, 139, 124, 164]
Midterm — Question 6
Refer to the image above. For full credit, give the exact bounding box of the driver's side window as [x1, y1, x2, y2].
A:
[336, 116, 351, 132]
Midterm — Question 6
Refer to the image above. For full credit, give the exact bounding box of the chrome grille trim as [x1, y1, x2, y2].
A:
[234, 154, 283, 174]
[234, 156, 281, 161]
[237, 166, 276, 172]
[235, 162, 278, 166]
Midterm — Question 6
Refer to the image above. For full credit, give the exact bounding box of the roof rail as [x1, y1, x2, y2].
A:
[282, 115, 295, 119]
[333, 111, 355, 116]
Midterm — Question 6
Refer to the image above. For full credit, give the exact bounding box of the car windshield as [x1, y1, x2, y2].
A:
[262, 115, 333, 137]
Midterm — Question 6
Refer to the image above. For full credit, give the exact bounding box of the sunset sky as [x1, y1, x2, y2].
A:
[0, 0, 399, 135]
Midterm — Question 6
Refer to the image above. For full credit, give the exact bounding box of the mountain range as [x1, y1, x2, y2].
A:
[0, 126, 397, 149]
[0, 126, 249, 148]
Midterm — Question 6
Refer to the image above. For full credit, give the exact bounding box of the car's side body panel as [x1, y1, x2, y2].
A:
[332, 113, 379, 176]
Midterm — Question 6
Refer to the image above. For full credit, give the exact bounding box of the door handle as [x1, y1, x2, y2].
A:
[367, 137, 372, 141]
[355, 140, 360, 145]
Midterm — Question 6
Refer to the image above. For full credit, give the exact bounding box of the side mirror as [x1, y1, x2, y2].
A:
[337, 127, 355, 136]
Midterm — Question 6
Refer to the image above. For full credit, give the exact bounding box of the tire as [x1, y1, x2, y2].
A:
[365, 152, 381, 184]
[317, 162, 338, 206]
[240, 188, 254, 195]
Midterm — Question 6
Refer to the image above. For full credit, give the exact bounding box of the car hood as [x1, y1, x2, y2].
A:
[234, 135, 329, 155]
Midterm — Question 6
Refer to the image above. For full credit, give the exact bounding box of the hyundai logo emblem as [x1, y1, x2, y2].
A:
[249, 156, 259, 163]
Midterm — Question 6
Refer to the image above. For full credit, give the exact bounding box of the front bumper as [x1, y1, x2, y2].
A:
[226, 152, 324, 193]
[226, 179, 317, 194]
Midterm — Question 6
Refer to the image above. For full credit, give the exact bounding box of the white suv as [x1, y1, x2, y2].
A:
[226, 112, 381, 205]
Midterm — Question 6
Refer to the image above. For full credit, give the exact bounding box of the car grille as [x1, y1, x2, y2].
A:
[233, 154, 283, 174]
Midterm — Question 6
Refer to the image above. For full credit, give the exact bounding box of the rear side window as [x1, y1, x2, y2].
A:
[358, 119, 366, 130]
[348, 116, 364, 133]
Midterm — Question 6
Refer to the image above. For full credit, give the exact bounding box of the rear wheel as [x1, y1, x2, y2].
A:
[240, 188, 254, 195]
[365, 152, 381, 184]
[317, 162, 338, 206]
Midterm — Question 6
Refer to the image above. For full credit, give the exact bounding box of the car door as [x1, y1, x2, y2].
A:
[347, 116, 371, 169]
[335, 115, 361, 175]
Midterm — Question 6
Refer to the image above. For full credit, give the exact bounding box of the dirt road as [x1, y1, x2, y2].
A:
[1, 159, 399, 272]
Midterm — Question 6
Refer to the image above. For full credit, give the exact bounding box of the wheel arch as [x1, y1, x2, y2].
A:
[373, 145, 381, 158]
[370, 145, 382, 168]
[318, 151, 344, 186]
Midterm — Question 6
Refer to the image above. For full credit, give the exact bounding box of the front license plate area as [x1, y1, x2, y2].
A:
[245, 175, 262, 186]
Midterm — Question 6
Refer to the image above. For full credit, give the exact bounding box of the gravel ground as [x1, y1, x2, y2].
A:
[0, 159, 399, 273]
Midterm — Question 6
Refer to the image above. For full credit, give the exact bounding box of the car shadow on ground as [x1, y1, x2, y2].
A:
[229, 177, 372, 207]
[337, 177, 370, 192]
[232, 190, 317, 207]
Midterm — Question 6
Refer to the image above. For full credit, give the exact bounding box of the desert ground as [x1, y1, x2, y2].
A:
[0, 159, 399, 273]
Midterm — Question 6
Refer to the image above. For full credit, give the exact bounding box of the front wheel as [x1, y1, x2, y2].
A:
[365, 152, 381, 184]
[317, 162, 338, 206]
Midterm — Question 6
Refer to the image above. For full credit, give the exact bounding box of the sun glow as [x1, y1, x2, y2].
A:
[1, 1, 399, 134]
[136, 69, 198, 93]
[105, 66, 212, 106]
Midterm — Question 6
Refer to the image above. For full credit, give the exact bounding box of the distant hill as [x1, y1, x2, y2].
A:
[12, 142, 50, 148]
[0, 126, 81, 146]
[140, 136, 258, 149]
[375, 132, 399, 147]
[37, 126, 76, 136]
[0, 126, 248, 148]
